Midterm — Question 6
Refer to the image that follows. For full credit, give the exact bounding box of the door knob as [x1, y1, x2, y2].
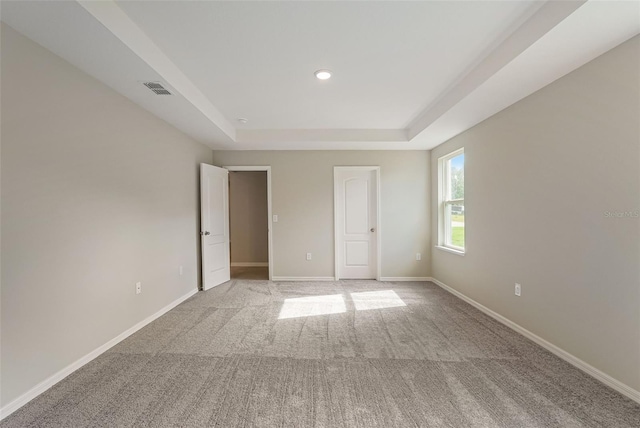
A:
[200, 231, 210, 236]
[370, 228, 375, 232]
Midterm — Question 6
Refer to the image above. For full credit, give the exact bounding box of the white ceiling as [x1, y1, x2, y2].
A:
[2, 1, 639, 150]
[115, 0, 538, 130]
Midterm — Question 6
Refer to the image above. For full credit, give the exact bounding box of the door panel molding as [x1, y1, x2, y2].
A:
[334, 166, 381, 280]
[200, 163, 230, 290]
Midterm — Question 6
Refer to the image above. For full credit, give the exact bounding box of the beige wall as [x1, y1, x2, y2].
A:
[0, 25, 212, 406]
[229, 171, 269, 264]
[212, 151, 431, 279]
[430, 36, 640, 391]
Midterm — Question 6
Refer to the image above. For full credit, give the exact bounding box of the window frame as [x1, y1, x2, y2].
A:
[438, 148, 465, 254]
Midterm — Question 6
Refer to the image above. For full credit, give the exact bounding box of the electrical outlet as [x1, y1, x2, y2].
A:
[273, 214, 278, 223]
[416, 253, 421, 261]
[306, 253, 312, 261]
[136, 282, 142, 295]
[179, 265, 183, 276]
[515, 283, 521, 297]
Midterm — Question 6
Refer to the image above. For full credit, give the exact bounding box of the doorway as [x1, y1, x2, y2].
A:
[226, 166, 273, 280]
[334, 166, 381, 280]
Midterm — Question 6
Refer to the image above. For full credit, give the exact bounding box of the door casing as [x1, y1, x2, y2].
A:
[224, 166, 274, 281]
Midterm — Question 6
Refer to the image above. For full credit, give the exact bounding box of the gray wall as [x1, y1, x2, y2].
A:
[1, 25, 212, 406]
[430, 36, 640, 391]
[229, 171, 269, 264]
[212, 151, 431, 279]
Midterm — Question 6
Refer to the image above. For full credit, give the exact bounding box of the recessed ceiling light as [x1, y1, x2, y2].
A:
[314, 69, 332, 80]
[237, 118, 248, 124]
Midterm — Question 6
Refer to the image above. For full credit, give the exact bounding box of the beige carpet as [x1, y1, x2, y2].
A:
[2, 279, 639, 427]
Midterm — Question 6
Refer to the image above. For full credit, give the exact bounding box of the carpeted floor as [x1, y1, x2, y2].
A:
[3, 279, 639, 427]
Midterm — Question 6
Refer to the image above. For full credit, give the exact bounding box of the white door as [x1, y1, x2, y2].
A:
[335, 167, 379, 279]
[200, 164, 230, 290]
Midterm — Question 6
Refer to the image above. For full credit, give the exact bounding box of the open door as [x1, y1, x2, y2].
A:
[200, 164, 230, 290]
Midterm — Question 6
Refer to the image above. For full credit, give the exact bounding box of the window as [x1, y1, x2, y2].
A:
[438, 148, 464, 253]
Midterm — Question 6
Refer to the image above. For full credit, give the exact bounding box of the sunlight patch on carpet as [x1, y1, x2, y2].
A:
[279, 294, 347, 319]
[350, 290, 406, 311]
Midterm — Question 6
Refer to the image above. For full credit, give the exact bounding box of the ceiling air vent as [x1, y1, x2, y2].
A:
[143, 82, 172, 95]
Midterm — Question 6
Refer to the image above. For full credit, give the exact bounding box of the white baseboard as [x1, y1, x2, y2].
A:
[430, 277, 640, 405]
[271, 276, 433, 282]
[0, 288, 199, 421]
[230, 262, 268, 267]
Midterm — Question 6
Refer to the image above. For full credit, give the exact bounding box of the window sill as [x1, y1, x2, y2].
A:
[435, 246, 465, 256]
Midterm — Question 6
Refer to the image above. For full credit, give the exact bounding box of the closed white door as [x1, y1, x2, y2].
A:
[335, 167, 379, 279]
[200, 164, 230, 290]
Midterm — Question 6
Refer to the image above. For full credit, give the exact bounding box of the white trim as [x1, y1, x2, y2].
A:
[230, 262, 268, 267]
[430, 277, 640, 405]
[334, 170, 339, 280]
[333, 166, 382, 281]
[375, 168, 382, 281]
[434, 245, 466, 256]
[437, 148, 464, 251]
[379, 277, 433, 282]
[272, 276, 336, 282]
[0, 288, 199, 421]
[224, 166, 273, 281]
